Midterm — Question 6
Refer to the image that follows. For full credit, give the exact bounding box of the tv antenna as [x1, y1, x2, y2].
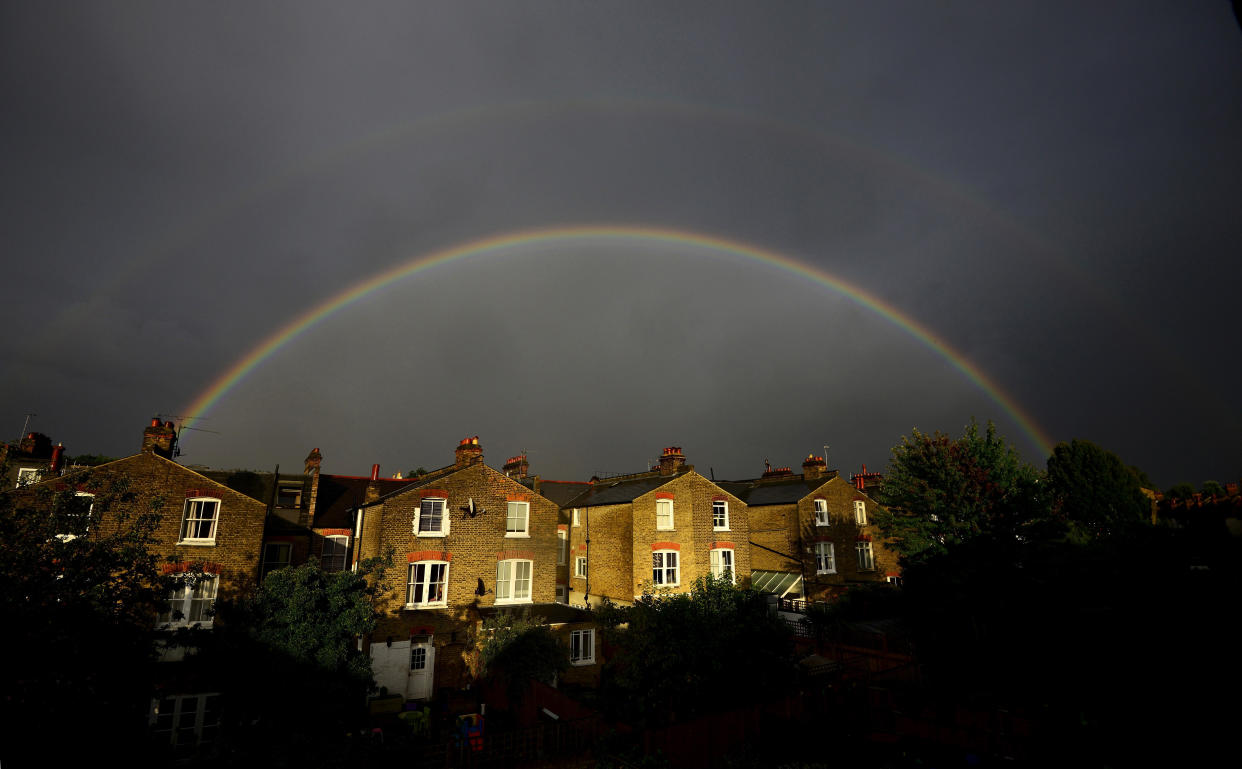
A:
[157, 414, 219, 459]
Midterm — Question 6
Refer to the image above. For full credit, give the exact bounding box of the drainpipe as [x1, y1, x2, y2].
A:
[583, 508, 590, 607]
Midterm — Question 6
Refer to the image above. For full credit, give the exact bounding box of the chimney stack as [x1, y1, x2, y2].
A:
[141, 418, 177, 458]
[802, 453, 827, 480]
[455, 436, 483, 467]
[658, 446, 686, 476]
[503, 453, 530, 479]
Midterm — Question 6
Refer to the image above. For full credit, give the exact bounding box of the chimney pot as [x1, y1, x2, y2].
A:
[371, 463, 380, 481]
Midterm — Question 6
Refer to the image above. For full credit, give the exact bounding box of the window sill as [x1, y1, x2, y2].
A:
[571, 659, 595, 667]
[493, 598, 533, 606]
[713, 527, 730, 532]
[817, 570, 837, 576]
[655, 527, 674, 532]
[177, 539, 217, 546]
[415, 532, 448, 538]
[504, 532, 530, 538]
[404, 603, 446, 611]
[157, 621, 215, 631]
[814, 522, 829, 527]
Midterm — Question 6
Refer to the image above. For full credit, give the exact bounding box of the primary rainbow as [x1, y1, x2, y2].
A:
[182, 225, 1054, 456]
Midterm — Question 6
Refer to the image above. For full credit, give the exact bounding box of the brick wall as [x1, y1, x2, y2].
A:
[631, 472, 751, 596]
[360, 463, 562, 690]
[797, 476, 898, 599]
[20, 451, 267, 607]
[568, 502, 635, 603]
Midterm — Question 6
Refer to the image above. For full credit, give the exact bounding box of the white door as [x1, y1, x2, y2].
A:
[371, 640, 411, 697]
[407, 638, 435, 701]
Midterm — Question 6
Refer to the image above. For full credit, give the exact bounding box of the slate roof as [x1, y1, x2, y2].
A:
[535, 479, 593, 507]
[562, 473, 679, 508]
[314, 474, 419, 528]
[740, 478, 825, 506]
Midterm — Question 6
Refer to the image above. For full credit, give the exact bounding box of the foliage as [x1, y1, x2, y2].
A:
[1200, 480, 1228, 499]
[875, 420, 1045, 562]
[472, 608, 569, 703]
[0, 472, 169, 762]
[65, 452, 118, 467]
[1045, 439, 1151, 540]
[896, 527, 1242, 764]
[597, 575, 794, 725]
[1165, 482, 1195, 500]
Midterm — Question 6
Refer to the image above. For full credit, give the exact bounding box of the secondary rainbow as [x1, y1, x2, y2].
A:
[182, 225, 1054, 456]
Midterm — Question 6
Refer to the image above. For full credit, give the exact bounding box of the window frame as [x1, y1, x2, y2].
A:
[178, 497, 220, 545]
[813, 498, 829, 526]
[505, 501, 530, 537]
[414, 497, 449, 538]
[495, 558, 533, 604]
[406, 560, 449, 608]
[321, 535, 349, 572]
[149, 692, 222, 756]
[261, 542, 291, 579]
[655, 498, 674, 531]
[652, 549, 680, 587]
[572, 508, 580, 526]
[574, 555, 587, 578]
[815, 542, 836, 575]
[709, 547, 735, 584]
[570, 628, 596, 665]
[16, 467, 41, 487]
[854, 500, 868, 526]
[856, 540, 875, 571]
[57, 491, 95, 541]
[712, 500, 729, 531]
[157, 573, 219, 628]
[557, 529, 568, 566]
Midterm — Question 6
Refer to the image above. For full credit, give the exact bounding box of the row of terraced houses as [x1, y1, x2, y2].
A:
[5, 419, 899, 752]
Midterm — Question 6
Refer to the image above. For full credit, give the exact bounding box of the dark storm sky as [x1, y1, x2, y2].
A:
[3, 2, 1240, 488]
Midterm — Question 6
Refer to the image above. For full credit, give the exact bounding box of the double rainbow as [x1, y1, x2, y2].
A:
[183, 225, 1054, 456]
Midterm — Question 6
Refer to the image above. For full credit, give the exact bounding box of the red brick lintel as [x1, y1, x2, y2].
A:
[655, 492, 675, 500]
[712, 494, 728, 502]
[418, 489, 448, 499]
[650, 541, 681, 551]
[497, 550, 536, 561]
[712, 541, 735, 549]
[507, 494, 531, 502]
[318, 528, 352, 537]
[408, 550, 451, 562]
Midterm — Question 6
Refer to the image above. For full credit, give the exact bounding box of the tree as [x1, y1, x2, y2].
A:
[596, 576, 794, 725]
[1045, 439, 1151, 540]
[189, 557, 392, 762]
[875, 420, 1045, 562]
[472, 608, 569, 704]
[0, 473, 169, 763]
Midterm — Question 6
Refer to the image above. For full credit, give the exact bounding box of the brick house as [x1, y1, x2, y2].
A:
[7, 418, 270, 756]
[564, 446, 751, 606]
[1, 430, 68, 488]
[13, 419, 268, 624]
[743, 455, 899, 601]
[355, 437, 596, 701]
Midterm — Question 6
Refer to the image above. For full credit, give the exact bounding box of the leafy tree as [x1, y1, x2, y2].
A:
[472, 608, 569, 703]
[1201, 480, 1228, 499]
[875, 420, 1045, 562]
[596, 575, 794, 725]
[189, 557, 392, 762]
[0, 473, 169, 763]
[1165, 482, 1195, 500]
[1045, 439, 1151, 540]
